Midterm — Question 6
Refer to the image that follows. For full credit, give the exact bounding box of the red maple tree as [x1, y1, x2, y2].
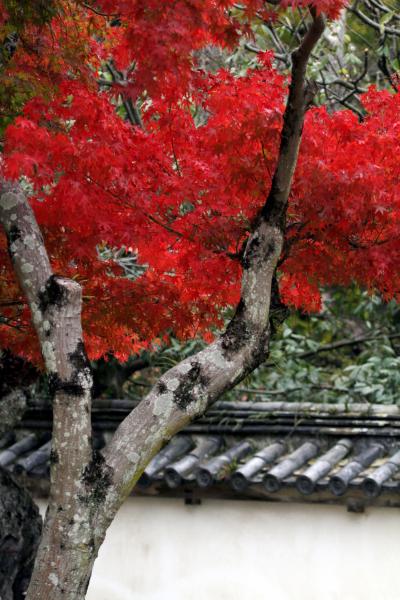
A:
[1, 0, 399, 365]
[1, 2, 398, 598]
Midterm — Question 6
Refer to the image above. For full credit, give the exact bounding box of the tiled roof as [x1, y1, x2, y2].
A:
[6, 401, 400, 509]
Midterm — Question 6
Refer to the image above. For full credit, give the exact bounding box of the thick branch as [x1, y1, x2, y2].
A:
[99, 12, 326, 522]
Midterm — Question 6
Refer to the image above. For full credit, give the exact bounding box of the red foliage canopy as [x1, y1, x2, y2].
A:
[2, 0, 399, 364]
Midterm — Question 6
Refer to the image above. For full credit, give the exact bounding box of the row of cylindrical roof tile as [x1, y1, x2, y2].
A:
[2, 432, 400, 499]
[139, 436, 400, 498]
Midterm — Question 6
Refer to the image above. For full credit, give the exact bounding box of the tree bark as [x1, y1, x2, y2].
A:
[0, 11, 325, 600]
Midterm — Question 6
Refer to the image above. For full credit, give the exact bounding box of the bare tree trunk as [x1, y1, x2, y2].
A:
[0, 11, 325, 600]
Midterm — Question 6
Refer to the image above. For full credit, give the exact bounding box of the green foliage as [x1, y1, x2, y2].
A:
[98, 246, 147, 281]
[106, 286, 400, 407]
[231, 287, 400, 405]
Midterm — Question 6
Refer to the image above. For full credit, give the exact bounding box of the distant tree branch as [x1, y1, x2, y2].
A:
[263, 331, 400, 367]
[81, 2, 118, 18]
[349, 2, 400, 35]
[237, 384, 367, 396]
[104, 62, 145, 130]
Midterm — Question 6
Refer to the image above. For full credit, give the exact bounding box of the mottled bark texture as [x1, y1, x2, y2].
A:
[0, 11, 325, 600]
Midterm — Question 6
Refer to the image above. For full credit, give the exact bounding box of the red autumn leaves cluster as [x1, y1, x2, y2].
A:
[2, 0, 399, 365]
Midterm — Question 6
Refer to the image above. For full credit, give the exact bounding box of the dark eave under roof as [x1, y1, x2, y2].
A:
[5, 400, 400, 510]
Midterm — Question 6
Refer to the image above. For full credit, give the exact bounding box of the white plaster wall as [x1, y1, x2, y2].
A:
[81, 497, 400, 600]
